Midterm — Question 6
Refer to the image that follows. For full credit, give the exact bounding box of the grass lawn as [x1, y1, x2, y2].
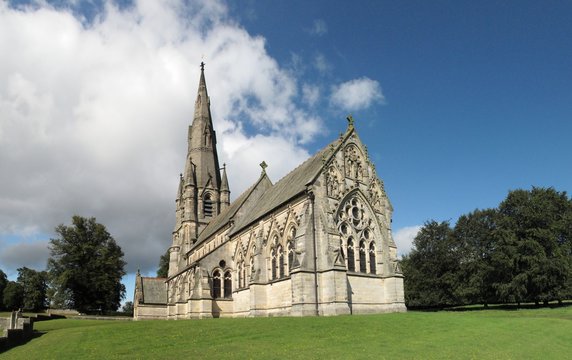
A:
[2, 307, 572, 359]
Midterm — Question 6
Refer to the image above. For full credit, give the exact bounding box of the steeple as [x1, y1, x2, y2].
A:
[170, 63, 230, 276]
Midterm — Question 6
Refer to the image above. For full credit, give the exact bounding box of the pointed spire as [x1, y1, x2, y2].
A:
[221, 163, 229, 192]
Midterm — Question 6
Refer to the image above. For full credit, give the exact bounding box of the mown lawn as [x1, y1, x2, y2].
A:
[2, 307, 572, 359]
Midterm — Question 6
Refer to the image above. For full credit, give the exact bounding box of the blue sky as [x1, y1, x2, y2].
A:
[1, 0, 571, 304]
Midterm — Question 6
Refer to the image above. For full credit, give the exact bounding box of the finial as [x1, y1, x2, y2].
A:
[200, 61, 205, 71]
[260, 161, 268, 173]
[346, 114, 355, 128]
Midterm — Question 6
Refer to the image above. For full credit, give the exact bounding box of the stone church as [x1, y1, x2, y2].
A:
[133, 64, 405, 319]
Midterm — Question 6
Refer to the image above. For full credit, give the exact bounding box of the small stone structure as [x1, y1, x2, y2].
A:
[0, 311, 33, 351]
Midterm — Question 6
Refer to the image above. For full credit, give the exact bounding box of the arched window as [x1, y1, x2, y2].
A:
[347, 238, 355, 272]
[249, 255, 254, 281]
[278, 245, 285, 278]
[271, 248, 277, 280]
[359, 240, 367, 273]
[287, 241, 294, 271]
[237, 262, 242, 288]
[224, 270, 232, 298]
[203, 193, 213, 217]
[212, 270, 221, 298]
[369, 242, 376, 274]
[241, 261, 246, 288]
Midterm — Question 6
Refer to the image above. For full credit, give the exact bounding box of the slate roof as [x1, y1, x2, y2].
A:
[228, 140, 339, 236]
[193, 173, 271, 247]
[140, 277, 167, 304]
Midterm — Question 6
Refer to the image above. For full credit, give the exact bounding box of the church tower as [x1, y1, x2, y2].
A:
[169, 63, 229, 277]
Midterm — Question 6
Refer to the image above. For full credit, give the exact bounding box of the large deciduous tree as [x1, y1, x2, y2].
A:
[47, 216, 126, 313]
[3, 281, 24, 310]
[17, 267, 48, 311]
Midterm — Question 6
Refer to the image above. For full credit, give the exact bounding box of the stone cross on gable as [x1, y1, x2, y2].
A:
[260, 161, 268, 173]
[346, 114, 355, 127]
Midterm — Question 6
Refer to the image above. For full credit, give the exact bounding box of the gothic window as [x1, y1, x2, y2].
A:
[369, 242, 376, 274]
[212, 270, 221, 298]
[347, 238, 355, 272]
[249, 253, 255, 280]
[224, 270, 232, 298]
[241, 261, 246, 288]
[278, 245, 285, 278]
[287, 241, 294, 271]
[203, 193, 213, 217]
[359, 240, 367, 273]
[271, 248, 277, 280]
[237, 262, 242, 288]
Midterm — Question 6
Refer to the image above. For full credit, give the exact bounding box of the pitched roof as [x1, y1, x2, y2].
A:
[191, 126, 352, 251]
[140, 277, 167, 304]
[193, 173, 272, 247]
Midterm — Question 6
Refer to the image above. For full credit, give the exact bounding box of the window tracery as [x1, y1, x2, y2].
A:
[336, 194, 377, 273]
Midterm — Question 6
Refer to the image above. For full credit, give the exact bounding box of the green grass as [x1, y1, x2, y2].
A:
[2, 307, 572, 359]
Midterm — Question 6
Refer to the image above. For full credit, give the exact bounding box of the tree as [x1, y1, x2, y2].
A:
[402, 220, 460, 308]
[47, 216, 126, 313]
[157, 250, 170, 278]
[497, 187, 572, 304]
[0, 269, 7, 310]
[3, 281, 24, 310]
[121, 301, 134, 315]
[17, 267, 48, 311]
[453, 209, 499, 306]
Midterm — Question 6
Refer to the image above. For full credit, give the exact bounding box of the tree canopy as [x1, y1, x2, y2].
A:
[47, 216, 126, 313]
[17, 267, 48, 311]
[402, 187, 572, 308]
[157, 250, 170, 278]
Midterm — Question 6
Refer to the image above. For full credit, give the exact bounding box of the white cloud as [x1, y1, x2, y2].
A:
[301, 84, 320, 106]
[330, 77, 385, 111]
[0, 0, 324, 276]
[314, 53, 332, 74]
[308, 19, 327, 36]
[393, 225, 421, 258]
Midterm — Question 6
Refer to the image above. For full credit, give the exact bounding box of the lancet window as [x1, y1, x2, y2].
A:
[278, 245, 285, 278]
[369, 242, 376, 274]
[212, 270, 221, 298]
[223, 270, 232, 298]
[347, 238, 355, 272]
[359, 240, 367, 273]
[203, 193, 213, 217]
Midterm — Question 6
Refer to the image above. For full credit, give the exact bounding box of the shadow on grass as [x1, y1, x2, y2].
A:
[407, 301, 572, 312]
[0, 331, 45, 354]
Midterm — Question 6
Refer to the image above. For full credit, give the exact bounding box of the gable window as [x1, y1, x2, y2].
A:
[359, 240, 367, 273]
[347, 238, 355, 272]
[287, 241, 294, 271]
[369, 242, 376, 274]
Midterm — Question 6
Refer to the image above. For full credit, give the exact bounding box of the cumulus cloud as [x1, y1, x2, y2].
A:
[0, 0, 323, 276]
[330, 77, 384, 111]
[393, 225, 421, 258]
[308, 19, 327, 36]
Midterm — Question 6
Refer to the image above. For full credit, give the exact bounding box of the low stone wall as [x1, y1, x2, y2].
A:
[0, 312, 33, 352]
